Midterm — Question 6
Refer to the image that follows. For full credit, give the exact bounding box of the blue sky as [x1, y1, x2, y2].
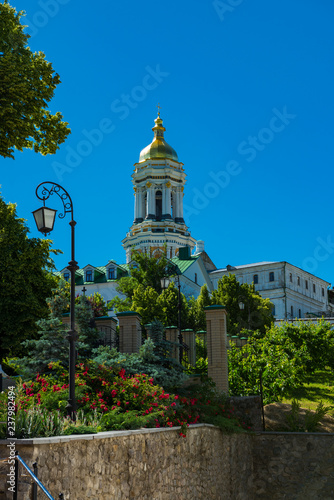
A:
[1, 0, 334, 283]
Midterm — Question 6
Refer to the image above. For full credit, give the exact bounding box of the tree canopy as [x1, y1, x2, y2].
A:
[228, 320, 334, 404]
[129, 247, 172, 294]
[211, 274, 274, 335]
[0, 194, 59, 359]
[109, 249, 192, 329]
[0, 1, 70, 159]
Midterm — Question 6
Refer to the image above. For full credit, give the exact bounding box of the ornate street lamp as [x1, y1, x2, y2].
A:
[33, 182, 78, 420]
[160, 268, 183, 363]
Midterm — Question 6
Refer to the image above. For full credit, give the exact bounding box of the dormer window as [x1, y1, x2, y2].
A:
[108, 267, 115, 280]
[86, 270, 93, 282]
[63, 272, 70, 282]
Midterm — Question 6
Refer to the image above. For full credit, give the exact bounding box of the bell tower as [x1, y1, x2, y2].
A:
[122, 111, 196, 263]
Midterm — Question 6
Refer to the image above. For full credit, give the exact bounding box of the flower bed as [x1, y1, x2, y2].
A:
[0, 361, 249, 438]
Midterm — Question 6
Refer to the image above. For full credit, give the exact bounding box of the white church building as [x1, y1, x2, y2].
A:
[60, 112, 333, 321]
[209, 261, 332, 320]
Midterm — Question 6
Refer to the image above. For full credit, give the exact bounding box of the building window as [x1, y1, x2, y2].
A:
[269, 272, 274, 282]
[253, 274, 258, 284]
[297, 276, 300, 286]
[86, 270, 93, 282]
[289, 273, 292, 283]
[305, 280, 308, 290]
[313, 283, 316, 293]
[63, 272, 70, 282]
[291, 305, 294, 317]
[322, 287, 325, 297]
[298, 308, 301, 318]
[272, 304, 276, 315]
[108, 268, 115, 280]
[194, 273, 197, 284]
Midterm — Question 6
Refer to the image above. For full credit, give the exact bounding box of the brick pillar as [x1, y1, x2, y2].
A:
[117, 311, 142, 354]
[165, 326, 179, 362]
[182, 329, 196, 366]
[204, 305, 228, 394]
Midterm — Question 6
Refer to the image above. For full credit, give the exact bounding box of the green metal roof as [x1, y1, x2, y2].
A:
[58, 255, 198, 286]
[171, 255, 199, 274]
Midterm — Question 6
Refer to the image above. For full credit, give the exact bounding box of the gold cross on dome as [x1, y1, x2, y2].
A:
[157, 103, 161, 116]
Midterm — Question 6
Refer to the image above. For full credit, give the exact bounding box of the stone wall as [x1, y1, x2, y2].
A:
[0, 427, 334, 500]
[252, 432, 334, 499]
[0, 425, 252, 500]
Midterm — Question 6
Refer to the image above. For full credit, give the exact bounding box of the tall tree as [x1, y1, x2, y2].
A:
[0, 1, 70, 159]
[157, 283, 189, 329]
[211, 274, 274, 335]
[109, 248, 173, 314]
[109, 250, 191, 329]
[187, 284, 211, 332]
[131, 284, 161, 326]
[14, 283, 102, 378]
[129, 247, 171, 294]
[0, 195, 59, 359]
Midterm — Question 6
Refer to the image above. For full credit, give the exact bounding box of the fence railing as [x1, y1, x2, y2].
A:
[13, 452, 64, 500]
[95, 325, 119, 350]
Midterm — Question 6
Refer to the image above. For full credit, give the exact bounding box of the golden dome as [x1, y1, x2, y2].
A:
[139, 113, 178, 162]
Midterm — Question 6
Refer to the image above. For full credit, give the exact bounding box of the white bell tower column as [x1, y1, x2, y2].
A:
[122, 110, 197, 262]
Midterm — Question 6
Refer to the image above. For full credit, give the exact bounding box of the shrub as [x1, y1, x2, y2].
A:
[285, 400, 333, 432]
[91, 340, 187, 391]
[0, 364, 249, 438]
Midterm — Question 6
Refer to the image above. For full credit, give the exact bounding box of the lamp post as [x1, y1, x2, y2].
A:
[161, 270, 183, 364]
[33, 182, 78, 420]
[238, 300, 251, 330]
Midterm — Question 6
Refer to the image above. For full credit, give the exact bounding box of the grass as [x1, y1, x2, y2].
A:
[282, 368, 334, 416]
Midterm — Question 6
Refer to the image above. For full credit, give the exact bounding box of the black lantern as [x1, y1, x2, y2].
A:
[160, 276, 171, 290]
[32, 206, 57, 236]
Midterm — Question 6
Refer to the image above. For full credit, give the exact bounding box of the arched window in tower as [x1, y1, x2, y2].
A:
[171, 193, 174, 219]
[144, 192, 147, 218]
[155, 190, 162, 221]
